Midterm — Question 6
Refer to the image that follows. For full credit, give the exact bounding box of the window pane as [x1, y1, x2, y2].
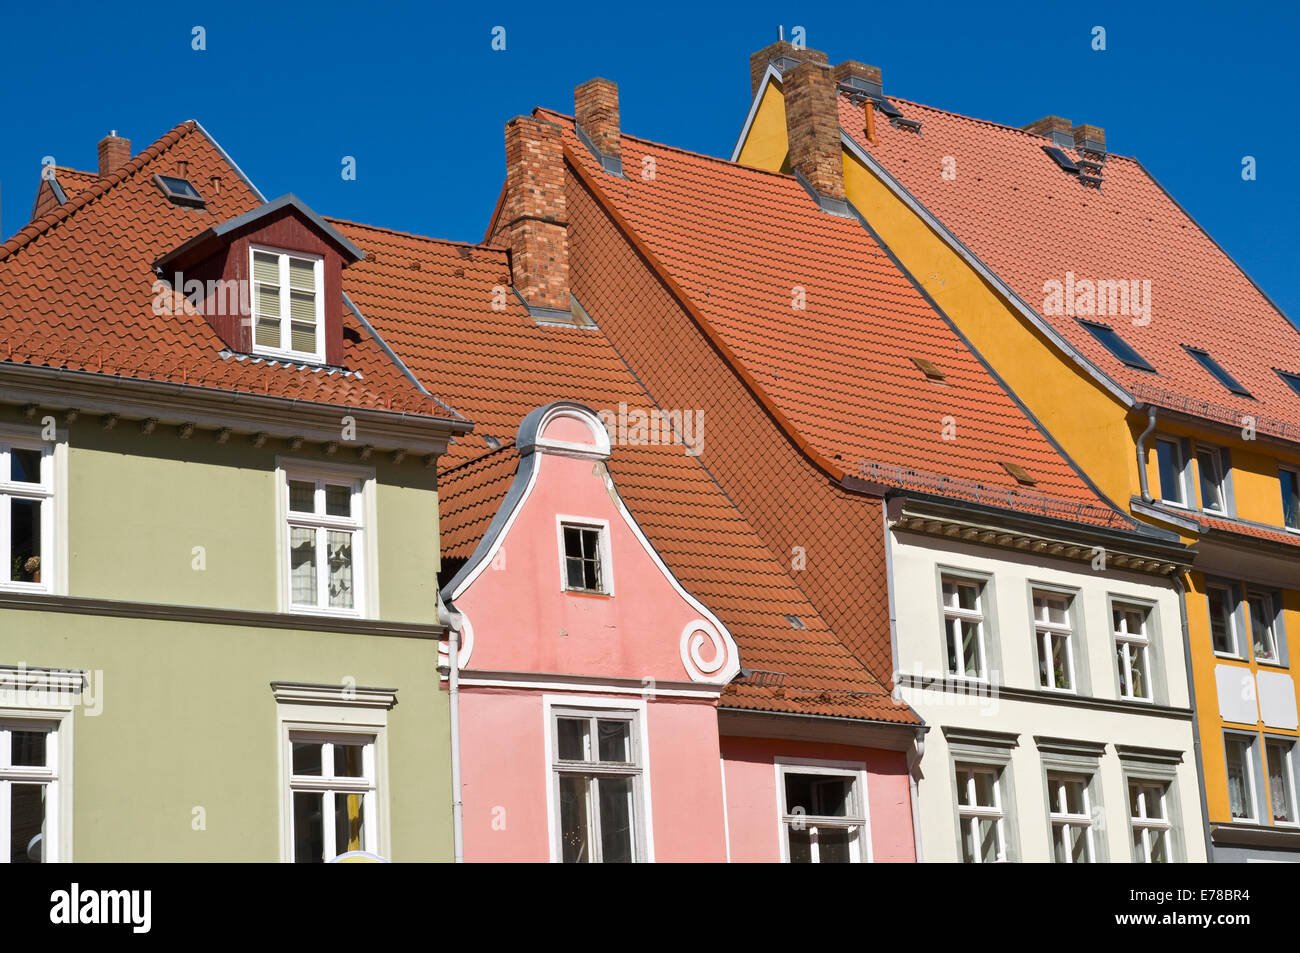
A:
[335, 792, 365, 855]
[252, 251, 280, 284]
[289, 527, 317, 605]
[290, 321, 316, 355]
[1208, 588, 1234, 654]
[1156, 440, 1183, 503]
[816, 826, 852, 863]
[785, 774, 852, 818]
[1248, 595, 1277, 663]
[288, 257, 316, 291]
[326, 530, 354, 609]
[787, 825, 812, 863]
[10, 448, 41, 484]
[10, 498, 41, 583]
[333, 743, 365, 779]
[1226, 739, 1253, 820]
[1064, 779, 1087, 815]
[973, 771, 997, 809]
[292, 742, 322, 776]
[10, 783, 46, 863]
[255, 318, 279, 349]
[565, 556, 586, 590]
[598, 776, 635, 863]
[293, 791, 324, 863]
[11, 730, 47, 767]
[288, 480, 315, 513]
[1282, 470, 1300, 530]
[558, 776, 591, 863]
[977, 818, 1001, 862]
[325, 484, 351, 518]
[556, 718, 589, 761]
[1198, 450, 1223, 511]
[960, 620, 981, 677]
[254, 282, 281, 318]
[1149, 830, 1168, 863]
[1128, 644, 1149, 698]
[1267, 741, 1294, 823]
[956, 583, 978, 611]
[597, 720, 631, 763]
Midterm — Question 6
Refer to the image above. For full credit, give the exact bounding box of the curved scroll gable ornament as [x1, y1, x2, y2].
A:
[679, 618, 733, 683]
[437, 613, 475, 672]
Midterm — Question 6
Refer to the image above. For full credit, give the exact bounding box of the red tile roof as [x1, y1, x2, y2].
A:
[335, 220, 915, 724]
[0, 124, 446, 418]
[540, 109, 1129, 528]
[1196, 513, 1300, 550]
[837, 94, 1300, 441]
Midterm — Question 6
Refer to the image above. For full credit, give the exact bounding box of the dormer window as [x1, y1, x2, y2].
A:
[252, 246, 325, 363]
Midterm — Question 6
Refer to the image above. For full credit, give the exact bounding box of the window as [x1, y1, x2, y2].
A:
[552, 709, 642, 863]
[1078, 320, 1157, 372]
[1196, 445, 1227, 513]
[1277, 370, 1300, 401]
[941, 576, 988, 680]
[561, 523, 604, 593]
[1033, 591, 1075, 691]
[1155, 437, 1186, 506]
[284, 471, 364, 615]
[0, 438, 53, 592]
[1207, 584, 1241, 657]
[1281, 466, 1300, 532]
[1184, 347, 1252, 398]
[153, 174, 205, 208]
[1266, 738, 1297, 825]
[1225, 733, 1260, 821]
[251, 247, 324, 362]
[0, 721, 61, 864]
[1047, 773, 1095, 863]
[287, 733, 377, 862]
[955, 765, 1006, 862]
[1113, 603, 1152, 701]
[1129, 781, 1172, 862]
[1247, 590, 1279, 664]
[778, 764, 868, 863]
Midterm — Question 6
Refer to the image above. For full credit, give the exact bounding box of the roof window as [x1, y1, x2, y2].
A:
[1077, 320, 1157, 373]
[154, 174, 205, 208]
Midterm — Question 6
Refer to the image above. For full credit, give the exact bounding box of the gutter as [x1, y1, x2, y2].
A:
[1172, 572, 1216, 862]
[1136, 404, 1158, 503]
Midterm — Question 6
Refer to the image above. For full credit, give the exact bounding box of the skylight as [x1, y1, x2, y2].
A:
[1277, 370, 1300, 400]
[1002, 462, 1037, 486]
[1077, 320, 1157, 372]
[910, 357, 946, 381]
[1184, 346, 1252, 398]
[1043, 146, 1079, 173]
[154, 174, 205, 208]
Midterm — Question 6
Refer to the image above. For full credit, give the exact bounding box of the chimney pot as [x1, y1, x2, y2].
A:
[97, 131, 131, 178]
[575, 78, 622, 166]
[1022, 116, 1075, 150]
[782, 60, 846, 203]
[832, 60, 883, 97]
[498, 116, 570, 314]
[749, 40, 828, 95]
[1071, 123, 1106, 154]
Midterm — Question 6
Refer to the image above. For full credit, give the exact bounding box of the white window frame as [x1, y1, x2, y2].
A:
[543, 695, 650, 863]
[955, 764, 1007, 863]
[250, 244, 326, 364]
[1207, 582, 1242, 659]
[0, 666, 79, 863]
[775, 757, 872, 864]
[1280, 465, 1300, 533]
[554, 515, 614, 596]
[1129, 780, 1173, 863]
[1246, 589, 1281, 665]
[1224, 731, 1261, 823]
[1195, 444, 1228, 514]
[1032, 590, 1076, 693]
[1046, 772, 1096, 863]
[0, 430, 66, 596]
[1265, 736, 1298, 826]
[1154, 435, 1187, 507]
[275, 460, 377, 619]
[1113, 602, 1153, 702]
[273, 684, 393, 863]
[941, 575, 988, 682]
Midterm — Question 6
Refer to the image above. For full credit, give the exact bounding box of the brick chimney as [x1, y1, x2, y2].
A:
[783, 60, 845, 203]
[97, 131, 131, 177]
[575, 78, 621, 166]
[832, 60, 882, 97]
[499, 116, 570, 314]
[1021, 116, 1074, 150]
[1072, 123, 1106, 155]
[749, 40, 828, 94]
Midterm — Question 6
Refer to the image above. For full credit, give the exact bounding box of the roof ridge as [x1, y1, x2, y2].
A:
[328, 216, 504, 254]
[0, 121, 199, 263]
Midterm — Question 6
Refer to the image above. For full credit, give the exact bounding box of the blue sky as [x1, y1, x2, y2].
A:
[2, 0, 1297, 322]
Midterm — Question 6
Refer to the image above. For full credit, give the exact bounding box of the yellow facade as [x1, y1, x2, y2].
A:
[738, 83, 1300, 849]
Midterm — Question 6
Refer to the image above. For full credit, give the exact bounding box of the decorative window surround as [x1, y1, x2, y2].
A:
[555, 516, 613, 596]
[936, 568, 999, 683]
[273, 683, 393, 862]
[1117, 745, 1185, 863]
[1109, 597, 1164, 704]
[775, 757, 871, 864]
[943, 727, 1020, 862]
[0, 427, 67, 597]
[1036, 737, 1107, 863]
[1029, 586, 1084, 694]
[275, 459, 378, 620]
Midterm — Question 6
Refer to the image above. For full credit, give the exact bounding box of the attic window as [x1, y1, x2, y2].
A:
[154, 174, 205, 208]
[251, 247, 325, 363]
[784, 614, 807, 630]
[1042, 146, 1079, 174]
[1077, 320, 1157, 373]
[1184, 347, 1252, 398]
[1277, 370, 1300, 400]
[911, 357, 946, 381]
[1002, 462, 1037, 486]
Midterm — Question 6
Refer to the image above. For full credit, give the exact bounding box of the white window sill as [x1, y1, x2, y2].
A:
[287, 605, 365, 621]
[0, 581, 54, 596]
[252, 346, 327, 366]
[1213, 651, 1248, 662]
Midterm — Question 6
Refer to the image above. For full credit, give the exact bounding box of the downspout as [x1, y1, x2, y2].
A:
[439, 597, 466, 863]
[906, 731, 925, 863]
[883, 496, 925, 861]
[1173, 572, 1215, 862]
[1136, 404, 1158, 503]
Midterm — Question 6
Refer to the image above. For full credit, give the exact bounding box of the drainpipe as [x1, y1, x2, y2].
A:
[883, 497, 925, 861]
[1172, 572, 1215, 862]
[439, 599, 466, 863]
[906, 730, 925, 863]
[1136, 404, 1158, 503]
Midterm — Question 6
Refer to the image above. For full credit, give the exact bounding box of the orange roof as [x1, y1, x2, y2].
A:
[52, 167, 98, 201]
[0, 123, 446, 418]
[541, 109, 1130, 528]
[837, 94, 1300, 441]
[335, 220, 915, 724]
